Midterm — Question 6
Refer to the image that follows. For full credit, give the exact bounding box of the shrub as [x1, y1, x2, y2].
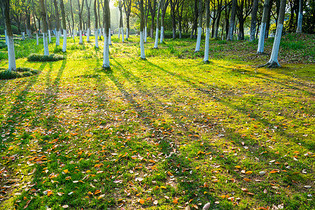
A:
[27, 53, 65, 62]
[0, 67, 39, 80]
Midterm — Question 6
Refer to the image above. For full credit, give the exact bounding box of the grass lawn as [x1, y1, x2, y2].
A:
[0, 34, 314, 209]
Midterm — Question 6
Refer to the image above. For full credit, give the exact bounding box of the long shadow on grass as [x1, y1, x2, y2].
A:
[0, 62, 46, 207]
[103, 68, 216, 207]
[109, 59, 315, 207]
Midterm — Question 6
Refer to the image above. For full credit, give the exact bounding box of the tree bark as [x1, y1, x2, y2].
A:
[204, 0, 210, 63]
[250, 0, 259, 41]
[2, 0, 16, 71]
[53, 0, 60, 46]
[257, 0, 270, 53]
[60, 0, 67, 52]
[263, 0, 286, 67]
[195, 0, 202, 51]
[140, 0, 146, 59]
[94, 0, 99, 47]
[296, 0, 302, 33]
[103, 0, 110, 68]
[40, 0, 49, 55]
[85, 0, 91, 42]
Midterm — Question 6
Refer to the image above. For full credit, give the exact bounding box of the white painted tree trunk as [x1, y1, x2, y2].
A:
[7, 35, 16, 71]
[5, 30, 8, 45]
[118, 28, 120, 39]
[121, 28, 124, 42]
[267, 24, 283, 67]
[103, 33, 110, 68]
[203, 27, 210, 62]
[36, 33, 39, 45]
[26, 29, 31, 38]
[87, 28, 90, 41]
[56, 30, 60, 46]
[108, 28, 112, 45]
[144, 26, 147, 42]
[62, 29, 67, 52]
[154, 27, 159, 48]
[73, 29, 76, 40]
[79, 30, 83, 44]
[296, 12, 303, 33]
[22, 32, 25, 40]
[195, 27, 202, 52]
[140, 31, 145, 59]
[160, 26, 164, 43]
[48, 30, 52, 43]
[43, 33, 49, 55]
[95, 30, 99, 48]
[257, 23, 266, 54]
[126, 28, 129, 39]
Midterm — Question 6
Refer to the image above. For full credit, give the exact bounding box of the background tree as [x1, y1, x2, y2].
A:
[263, 0, 286, 67]
[250, 0, 259, 41]
[77, 0, 85, 44]
[1, 0, 16, 71]
[60, 0, 67, 52]
[140, 0, 145, 59]
[103, 0, 110, 68]
[296, 0, 302, 33]
[194, 0, 202, 52]
[154, 0, 161, 48]
[40, 0, 49, 55]
[94, 0, 99, 47]
[85, 0, 92, 42]
[123, 0, 132, 40]
[203, 0, 210, 63]
[257, 0, 270, 54]
[53, 0, 61, 46]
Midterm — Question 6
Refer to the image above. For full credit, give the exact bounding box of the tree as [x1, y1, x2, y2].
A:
[123, 0, 132, 40]
[78, 0, 85, 44]
[53, 0, 61, 46]
[236, 0, 252, 40]
[148, 0, 157, 37]
[39, 0, 49, 55]
[103, 0, 110, 68]
[94, 0, 99, 47]
[262, 0, 286, 67]
[85, 0, 92, 41]
[257, 0, 270, 54]
[160, 0, 168, 43]
[140, 0, 146, 59]
[1, 0, 16, 71]
[203, 0, 210, 63]
[70, 0, 75, 40]
[194, 0, 202, 52]
[296, 0, 302, 33]
[60, 0, 67, 52]
[250, 0, 259, 41]
[118, 0, 124, 42]
[154, 0, 161, 48]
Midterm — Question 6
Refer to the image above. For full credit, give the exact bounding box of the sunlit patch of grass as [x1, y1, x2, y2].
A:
[0, 34, 314, 209]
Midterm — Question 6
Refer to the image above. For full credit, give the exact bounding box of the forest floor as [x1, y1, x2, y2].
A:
[0, 34, 314, 209]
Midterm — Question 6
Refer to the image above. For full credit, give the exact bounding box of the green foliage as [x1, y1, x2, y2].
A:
[0, 67, 39, 80]
[27, 53, 65, 62]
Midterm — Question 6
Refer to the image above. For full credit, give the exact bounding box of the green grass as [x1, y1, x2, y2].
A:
[0, 67, 39, 80]
[0, 33, 314, 209]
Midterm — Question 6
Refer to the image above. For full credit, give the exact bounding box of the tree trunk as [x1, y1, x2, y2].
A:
[78, 0, 85, 44]
[103, 0, 110, 68]
[140, 0, 146, 59]
[94, 0, 99, 47]
[250, 0, 259, 41]
[2, 0, 16, 71]
[85, 0, 91, 42]
[257, 0, 271, 53]
[154, 0, 161, 48]
[214, 1, 222, 39]
[70, 0, 75, 41]
[40, 0, 49, 55]
[296, 0, 302, 33]
[264, 0, 286, 67]
[203, 0, 210, 63]
[195, 0, 202, 51]
[119, 0, 124, 42]
[60, 0, 67, 52]
[53, 0, 60, 46]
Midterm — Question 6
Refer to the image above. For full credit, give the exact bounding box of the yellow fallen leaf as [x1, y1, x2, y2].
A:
[63, 169, 69, 174]
[47, 190, 53, 196]
[8, 146, 13, 150]
[235, 165, 241, 169]
[173, 197, 179, 204]
[245, 171, 253, 175]
[139, 198, 145, 204]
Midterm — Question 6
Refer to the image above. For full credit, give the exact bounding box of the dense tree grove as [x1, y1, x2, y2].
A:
[0, 0, 314, 68]
[1, 0, 314, 40]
